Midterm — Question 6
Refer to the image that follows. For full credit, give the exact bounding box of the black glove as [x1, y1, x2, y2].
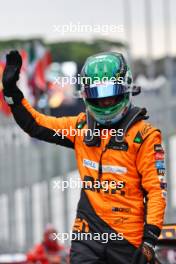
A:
[2, 50, 24, 105]
[143, 224, 161, 247]
[131, 242, 155, 264]
[131, 224, 161, 264]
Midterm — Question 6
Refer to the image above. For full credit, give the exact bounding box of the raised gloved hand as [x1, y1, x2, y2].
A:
[131, 242, 155, 264]
[2, 50, 23, 105]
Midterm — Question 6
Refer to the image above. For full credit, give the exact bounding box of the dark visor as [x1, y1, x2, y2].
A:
[83, 83, 129, 99]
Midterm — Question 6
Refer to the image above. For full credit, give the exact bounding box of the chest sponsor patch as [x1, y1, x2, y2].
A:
[83, 159, 98, 171]
[155, 160, 165, 169]
[154, 144, 164, 153]
[108, 142, 128, 151]
[112, 207, 131, 213]
[83, 159, 127, 174]
[155, 152, 164, 160]
[102, 165, 127, 174]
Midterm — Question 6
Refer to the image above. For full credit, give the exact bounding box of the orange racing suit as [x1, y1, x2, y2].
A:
[9, 97, 166, 250]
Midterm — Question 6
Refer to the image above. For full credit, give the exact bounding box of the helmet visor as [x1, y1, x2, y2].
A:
[83, 83, 130, 99]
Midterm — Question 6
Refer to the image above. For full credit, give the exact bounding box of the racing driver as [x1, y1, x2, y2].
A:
[2, 50, 167, 264]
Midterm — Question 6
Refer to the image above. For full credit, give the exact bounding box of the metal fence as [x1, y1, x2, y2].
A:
[0, 118, 79, 253]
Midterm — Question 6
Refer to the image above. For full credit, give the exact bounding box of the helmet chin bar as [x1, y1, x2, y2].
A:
[85, 94, 132, 127]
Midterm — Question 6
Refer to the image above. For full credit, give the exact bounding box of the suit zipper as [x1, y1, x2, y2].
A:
[98, 146, 108, 180]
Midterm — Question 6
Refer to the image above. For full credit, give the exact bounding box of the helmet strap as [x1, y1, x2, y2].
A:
[83, 110, 101, 147]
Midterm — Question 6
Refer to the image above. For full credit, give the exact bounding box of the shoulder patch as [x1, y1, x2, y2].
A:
[134, 122, 158, 144]
[154, 144, 164, 153]
[140, 123, 153, 137]
[134, 131, 143, 144]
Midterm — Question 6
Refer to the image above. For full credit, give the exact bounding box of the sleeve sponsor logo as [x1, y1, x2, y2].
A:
[157, 168, 165, 175]
[83, 159, 127, 174]
[155, 152, 164, 160]
[162, 190, 167, 199]
[158, 175, 165, 182]
[155, 160, 165, 169]
[160, 182, 167, 190]
[154, 144, 164, 153]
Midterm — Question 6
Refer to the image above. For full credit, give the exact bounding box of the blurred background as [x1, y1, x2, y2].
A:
[0, 0, 176, 261]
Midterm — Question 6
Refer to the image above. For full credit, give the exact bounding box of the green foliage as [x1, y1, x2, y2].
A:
[47, 39, 125, 72]
[0, 38, 125, 71]
[0, 38, 43, 52]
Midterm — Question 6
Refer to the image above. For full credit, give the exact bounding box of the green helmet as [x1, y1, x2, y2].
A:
[81, 52, 133, 125]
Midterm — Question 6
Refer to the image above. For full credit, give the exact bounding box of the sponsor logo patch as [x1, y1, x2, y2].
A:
[112, 207, 131, 213]
[140, 123, 152, 137]
[162, 190, 167, 199]
[83, 159, 127, 174]
[155, 160, 165, 169]
[154, 144, 164, 153]
[160, 182, 167, 190]
[109, 142, 128, 151]
[155, 152, 164, 160]
[83, 159, 98, 171]
[158, 175, 165, 182]
[134, 131, 143, 144]
[157, 168, 165, 175]
[102, 165, 127, 174]
[114, 217, 129, 224]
